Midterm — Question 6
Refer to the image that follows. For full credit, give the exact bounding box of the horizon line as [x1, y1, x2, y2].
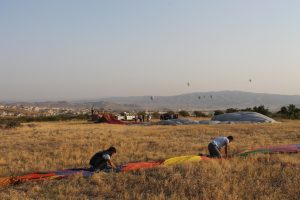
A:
[1, 90, 300, 103]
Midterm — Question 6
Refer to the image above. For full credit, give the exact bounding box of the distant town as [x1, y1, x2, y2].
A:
[0, 104, 90, 118]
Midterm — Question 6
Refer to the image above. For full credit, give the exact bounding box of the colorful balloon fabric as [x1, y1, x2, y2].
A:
[239, 144, 300, 157]
[121, 161, 163, 172]
[0, 169, 93, 187]
[162, 155, 205, 166]
[1, 144, 299, 187]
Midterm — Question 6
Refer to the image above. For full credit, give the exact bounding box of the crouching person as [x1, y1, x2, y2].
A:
[89, 146, 117, 172]
[208, 136, 233, 158]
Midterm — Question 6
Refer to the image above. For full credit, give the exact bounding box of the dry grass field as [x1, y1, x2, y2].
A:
[0, 120, 300, 199]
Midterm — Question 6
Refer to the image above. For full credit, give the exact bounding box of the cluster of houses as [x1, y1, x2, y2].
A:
[0, 104, 90, 117]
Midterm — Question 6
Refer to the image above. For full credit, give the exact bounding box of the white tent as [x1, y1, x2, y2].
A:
[152, 112, 276, 126]
[211, 112, 276, 123]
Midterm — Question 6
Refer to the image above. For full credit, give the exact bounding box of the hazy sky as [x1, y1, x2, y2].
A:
[1, 0, 300, 101]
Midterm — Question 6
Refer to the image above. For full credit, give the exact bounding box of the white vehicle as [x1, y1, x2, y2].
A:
[117, 113, 136, 121]
[117, 115, 125, 120]
[125, 115, 135, 121]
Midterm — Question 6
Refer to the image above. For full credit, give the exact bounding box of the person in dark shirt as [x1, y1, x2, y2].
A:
[89, 146, 117, 172]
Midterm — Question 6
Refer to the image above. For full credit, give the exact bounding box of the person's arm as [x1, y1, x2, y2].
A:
[103, 154, 117, 169]
[108, 159, 116, 169]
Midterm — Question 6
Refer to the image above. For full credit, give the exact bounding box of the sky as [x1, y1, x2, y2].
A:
[1, 0, 300, 101]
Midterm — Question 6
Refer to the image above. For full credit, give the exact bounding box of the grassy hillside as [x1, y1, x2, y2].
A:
[0, 121, 300, 199]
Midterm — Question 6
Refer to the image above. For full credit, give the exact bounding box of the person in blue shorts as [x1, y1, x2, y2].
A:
[208, 136, 233, 158]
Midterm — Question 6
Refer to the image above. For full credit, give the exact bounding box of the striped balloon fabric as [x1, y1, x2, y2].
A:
[0, 169, 93, 187]
[120, 155, 209, 172]
[239, 144, 300, 157]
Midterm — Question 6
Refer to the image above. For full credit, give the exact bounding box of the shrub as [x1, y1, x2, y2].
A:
[279, 106, 288, 115]
[179, 110, 190, 117]
[278, 105, 300, 119]
[137, 111, 146, 116]
[166, 111, 175, 115]
[193, 111, 206, 117]
[151, 112, 160, 119]
[241, 107, 253, 111]
[5, 120, 21, 129]
[253, 105, 270, 116]
[226, 108, 239, 113]
[214, 110, 224, 116]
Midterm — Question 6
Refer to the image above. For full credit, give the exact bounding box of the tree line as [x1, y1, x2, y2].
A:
[213, 104, 300, 119]
[160, 104, 300, 119]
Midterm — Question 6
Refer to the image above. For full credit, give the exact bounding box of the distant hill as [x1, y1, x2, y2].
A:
[3, 91, 300, 112]
[83, 101, 142, 112]
[100, 91, 300, 111]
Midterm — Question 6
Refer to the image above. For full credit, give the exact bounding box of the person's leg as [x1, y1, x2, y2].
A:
[208, 143, 221, 158]
[102, 163, 114, 173]
[89, 166, 96, 172]
[90, 166, 102, 173]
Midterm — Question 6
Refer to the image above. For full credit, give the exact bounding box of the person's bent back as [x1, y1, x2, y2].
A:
[89, 146, 117, 172]
[208, 136, 233, 158]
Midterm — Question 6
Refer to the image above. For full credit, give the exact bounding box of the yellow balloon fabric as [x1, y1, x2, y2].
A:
[162, 155, 202, 166]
